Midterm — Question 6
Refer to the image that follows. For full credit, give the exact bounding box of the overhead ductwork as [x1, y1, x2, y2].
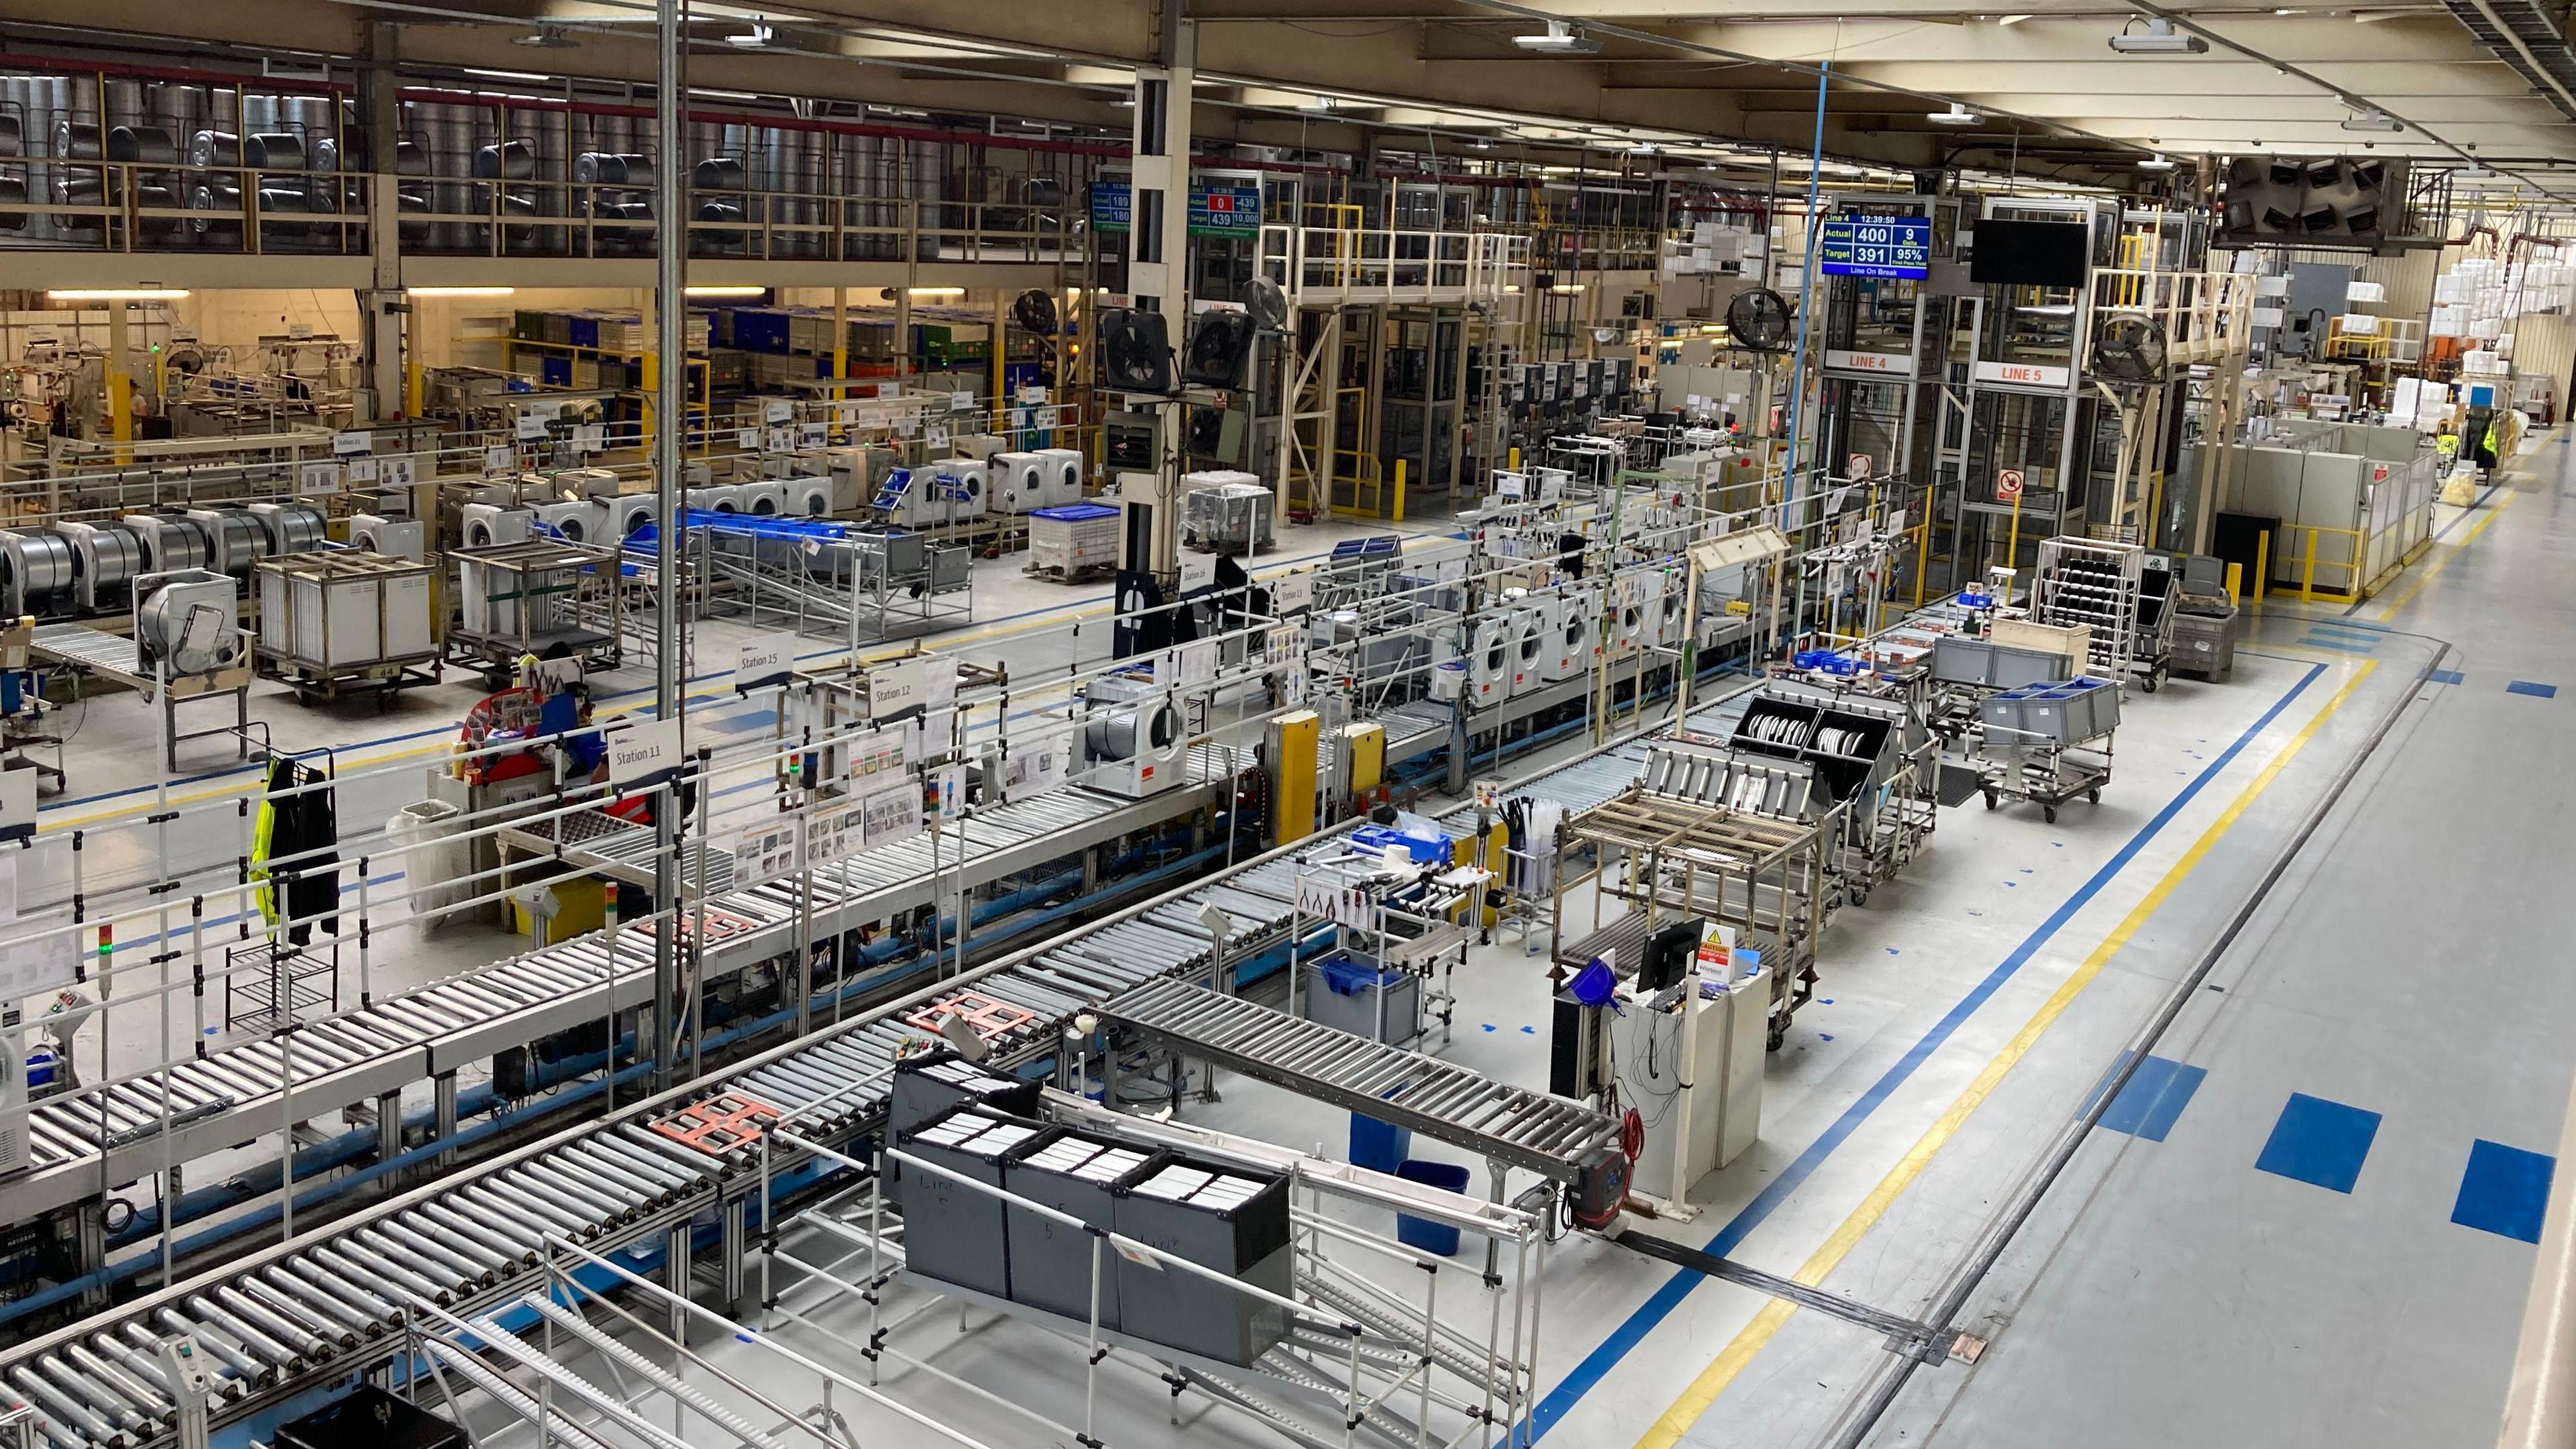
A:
[2445, 0, 2576, 120]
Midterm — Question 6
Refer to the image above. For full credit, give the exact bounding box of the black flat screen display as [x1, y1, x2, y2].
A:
[1970, 219, 2090, 288]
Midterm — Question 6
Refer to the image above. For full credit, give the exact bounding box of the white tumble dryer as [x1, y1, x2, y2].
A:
[533, 501, 608, 546]
[1464, 612, 1513, 708]
[989, 451, 1049, 514]
[1607, 579, 1651, 658]
[1506, 604, 1548, 697]
[1652, 574, 1689, 649]
[932, 459, 989, 523]
[737, 481, 790, 517]
[611, 496, 661, 542]
[460, 504, 533, 550]
[1034, 447, 1086, 506]
[785, 474, 834, 519]
[1535, 589, 1584, 683]
[686, 485, 744, 516]
[350, 515, 426, 562]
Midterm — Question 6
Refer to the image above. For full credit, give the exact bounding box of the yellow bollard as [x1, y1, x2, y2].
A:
[2300, 529, 2318, 602]
[1393, 458, 1407, 522]
[2253, 531, 2270, 604]
[2225, 561, 2242, 608]
[1508, 446, 1520, 470]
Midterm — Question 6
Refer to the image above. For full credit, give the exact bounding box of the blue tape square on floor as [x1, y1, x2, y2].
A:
[2088, 1053, 2208, 1142]
[2453, 1140, 2555, 1243]
[2508, 680, 2559, 698]
[2427, 669, 2465, 686]
[2255, 1093, 2382, 1193]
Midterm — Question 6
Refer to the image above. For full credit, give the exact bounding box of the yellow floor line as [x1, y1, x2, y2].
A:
[2373, 486, 2518, 622]
[1632, 658, 2380, 1449]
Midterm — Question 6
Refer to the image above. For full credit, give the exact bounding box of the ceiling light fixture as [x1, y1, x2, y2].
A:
[513, 25, 576, 49]
[2109, 17, 2210, 53]
[1299, 95, 1338, 113]
[684, 286, 767, 298]
[1996, 12, 2035, 21]
[908, 286, 967, 298]
[1927, 101, 1982, 124]
[1514, 19, 1605, 54]
[2137, 153, 2178, 169]
[47, 288, 189, 301]
[2341, 105, 2404, 131]
[464, 68, 553, 83]
[728, 17, 775, 47]
[405, 286, 515, 297]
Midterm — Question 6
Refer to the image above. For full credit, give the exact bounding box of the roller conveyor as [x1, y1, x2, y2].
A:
[1098, 978, 1621, 1182]
[5, 773, 1225, 1223]
[0, 711, 1692, 1449]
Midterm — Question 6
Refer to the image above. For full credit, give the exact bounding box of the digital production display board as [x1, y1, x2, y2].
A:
[1817, 215, 1931, 280]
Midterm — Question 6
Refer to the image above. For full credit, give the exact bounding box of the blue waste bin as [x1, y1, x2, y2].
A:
[1350, 1112, 1412, 1175]
[1395, 1160, 1473, 1256]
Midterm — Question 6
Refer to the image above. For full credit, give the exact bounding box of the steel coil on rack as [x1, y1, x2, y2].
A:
[0, 528, 75, 610]
[74, 522, 147, 597]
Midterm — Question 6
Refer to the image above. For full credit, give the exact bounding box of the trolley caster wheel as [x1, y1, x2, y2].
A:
[2088, 788, 2102, 804]
[1766, 1024, 1786, 1053]
[2141, 672, 2161, 694]
[1849, 886, 1870, 908]
[1982, 789, 1999, 810]
[2043, 806, 2059, 824]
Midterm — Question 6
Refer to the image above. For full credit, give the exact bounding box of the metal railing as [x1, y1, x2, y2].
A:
[1258, 223, 1529, 307]
[0, 160, 1089, 264]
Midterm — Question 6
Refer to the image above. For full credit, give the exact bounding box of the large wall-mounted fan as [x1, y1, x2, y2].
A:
[2090, 312, 2169, 383]
[1725, 286, 1795, 352]
[1010, 288, 1059, 336]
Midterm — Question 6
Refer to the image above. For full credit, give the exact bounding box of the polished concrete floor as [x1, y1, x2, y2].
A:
[41, 446, 2566, 1449]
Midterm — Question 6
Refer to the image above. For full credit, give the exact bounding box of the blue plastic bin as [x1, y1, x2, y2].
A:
[1350, 1112, 1412, 1175]
[1395, 1160, 1472, 1256]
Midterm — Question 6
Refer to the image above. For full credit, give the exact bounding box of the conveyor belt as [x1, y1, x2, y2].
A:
[1098, 978, 1619, 1182]
[0, 713, 1675, 1449]
[4, 771, 1227, 1222]
[29, 626, 144, 678]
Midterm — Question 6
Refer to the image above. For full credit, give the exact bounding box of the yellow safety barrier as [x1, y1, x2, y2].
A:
[2285, 523, 2369, 603]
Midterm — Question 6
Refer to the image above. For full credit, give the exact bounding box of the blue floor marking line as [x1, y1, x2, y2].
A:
[2508, 680, 2559, 698]
[1519, 659, 2328, 1442]
[2294, 635, 2375, 654]
[2427, 669, 2466, 686]
[2255, 1092, 2382, 1193]
[2083, 1052, 2208, 1142]
[2453, 1140, 2556, 1244]
[2304, 621, 2385, 639]
[39, 525, 1464, 820]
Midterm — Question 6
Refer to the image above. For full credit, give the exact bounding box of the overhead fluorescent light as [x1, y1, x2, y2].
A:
[684, 286, 767, 298]
[1927, 101, 1982, 125]
[908, 287, 966, 298]
[514, 25, 576, 49]
[2456, 162, 2496, 178]
[1550, 284, 1586, 294]
[2341, 107, 2404, 132]
[1514, 19, 1604, 54]
[727, 17, 775, 47]
[1299, 95, 1338, 113]
[2137, 153, 2178, 169]
[1996, 13, 2035, 23]
[690, 89, 760, 102]
[1628, 140, 1658, 154]
[48, 288, 189, 301]
[464, 68, 553, 83]
[2109, 17, 2208, 53]
[406, 286, 515, 297]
